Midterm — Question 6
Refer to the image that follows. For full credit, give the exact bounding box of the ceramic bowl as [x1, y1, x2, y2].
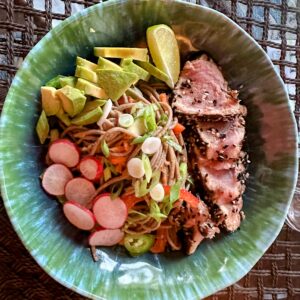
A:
[0, 0, 297, 299]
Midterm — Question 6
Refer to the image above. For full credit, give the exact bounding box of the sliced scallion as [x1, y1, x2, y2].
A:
[142, 153, 152, 183]
[101, 140, 110, 158]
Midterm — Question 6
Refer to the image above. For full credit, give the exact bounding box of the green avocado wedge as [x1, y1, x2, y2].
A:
[97, 69, 138, 101]
[97, 57, 122, 71]
[76, 78, 107, 98]
[56, 85, 86, 117]
[0, 1, 297, 300]
[59, 76, 76, 87]
[40, 86, 61, 116]
[71, 106, 102, 126]
[76, 56, 98, 71]
[121, 58, 150, 82]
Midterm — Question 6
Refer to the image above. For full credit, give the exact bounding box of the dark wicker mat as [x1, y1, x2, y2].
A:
[0, 0, 299, 299]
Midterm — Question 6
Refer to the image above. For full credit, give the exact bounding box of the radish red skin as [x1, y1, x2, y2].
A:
[93, 194, 128, 229]
[42, 163, 73, 196]
[65, 177, 96, 208]
[79, 156, 103, 181]
[63, 201, 96, 231]
[88, 228, 124, 246]
[49, 139, 80, 168]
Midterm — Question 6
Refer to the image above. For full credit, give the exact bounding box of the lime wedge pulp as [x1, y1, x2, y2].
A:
[146, 24, 180, 88]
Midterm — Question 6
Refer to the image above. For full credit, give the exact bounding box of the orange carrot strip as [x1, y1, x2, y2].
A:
[121, 194, 144, 210]
[172, 123, 185, 135]
[109, 156, 127, 165]
[150, 227, 168, 253]
[159, 93, 168, 103]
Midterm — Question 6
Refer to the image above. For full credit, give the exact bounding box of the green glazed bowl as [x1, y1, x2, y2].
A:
[0, 0, 298, 299]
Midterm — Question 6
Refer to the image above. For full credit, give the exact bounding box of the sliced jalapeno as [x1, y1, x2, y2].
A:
[124, 234, 155, 256]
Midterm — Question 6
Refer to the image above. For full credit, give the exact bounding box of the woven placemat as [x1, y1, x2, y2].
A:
[0, 0, 299, 299]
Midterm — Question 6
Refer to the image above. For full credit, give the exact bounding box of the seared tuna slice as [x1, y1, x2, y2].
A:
[195, 117, 245, 160]
[198, 161, 245, 205]
[172, 55, 247, 120]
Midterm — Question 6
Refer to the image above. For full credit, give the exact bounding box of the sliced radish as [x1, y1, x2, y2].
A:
[48, 139, 80, 168]
[79, 156, 103, 181]
[127, 157, 145, 178]
[42, 164, 73, 196]
[141, 137, 161, 155]
[93, 194, 127, 229]
[91, 192, 111, 206]
[97, 99, 112, 127]
[89, 228, 124, 246]
[65, 177, 96, 207]
[63, 201, 95, 230]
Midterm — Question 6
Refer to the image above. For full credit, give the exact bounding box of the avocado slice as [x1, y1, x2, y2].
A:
[135, 61, 171, 86]
[121, 58, 150, 82]
[71, 106, 102, 126]
[94, 47, 149, 61]
[56, 107, 71, 126]
[82, 99, 107, 113]
[76, 78, 107, 99]
[56, 85, 86, 117]
[75, 66, 98, 83]
[41, 86, 61, 116]
[45, 75, 64, 88]
[76, 56, 98, 71]
[36, 110, 49, 144]
[59, 76, 76, 87]
[97, 70, 138, 101]
[97, 57, 122, 71]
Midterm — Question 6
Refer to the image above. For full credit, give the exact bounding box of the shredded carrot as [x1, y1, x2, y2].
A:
[123, 134, 133, 140]
[172, 123, 185, 135]
[121, 193, 144, 210]
[163, 185, 171, 195]
[179, 189, 199, 208]
[159, 93, 168, 103]
[163, 186, 199, 208]
[115, 164, 124, 174]
[150, 227, 168, 253]
[109, 156, 127, 165]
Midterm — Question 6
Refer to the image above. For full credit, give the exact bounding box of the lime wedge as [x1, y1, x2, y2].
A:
[146, 24, 180, 88]
[94, 47, 149, 61]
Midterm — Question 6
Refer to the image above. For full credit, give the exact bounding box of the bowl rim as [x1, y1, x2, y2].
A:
[0, 0, 298, 299]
